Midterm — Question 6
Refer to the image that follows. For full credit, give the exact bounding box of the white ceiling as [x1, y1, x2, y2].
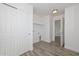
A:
[30, 3, 78, 15]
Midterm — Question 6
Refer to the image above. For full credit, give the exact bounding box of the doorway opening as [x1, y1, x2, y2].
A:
[55, 20, 61, 46]
[54, 18, 64, 47]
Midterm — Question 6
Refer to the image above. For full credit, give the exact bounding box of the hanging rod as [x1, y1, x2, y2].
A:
[2, 3, 18, 10]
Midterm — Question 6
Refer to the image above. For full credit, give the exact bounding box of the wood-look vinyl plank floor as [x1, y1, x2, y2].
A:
[21, 41, 79, 56]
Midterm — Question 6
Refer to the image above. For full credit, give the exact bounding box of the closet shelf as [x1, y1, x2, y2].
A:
[33, 23, 45, 26]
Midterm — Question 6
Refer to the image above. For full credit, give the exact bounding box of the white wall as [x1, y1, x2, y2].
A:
[33, 13, 64, 43]
[65, 4, 79, 52]
[33, 14, 51, 43]
[33, 14, 45, 43]
[33, 24, 44, 43]
[33, 14, 45, 24]
[42, 15, 51, 42]
[0, 3, 33, 56]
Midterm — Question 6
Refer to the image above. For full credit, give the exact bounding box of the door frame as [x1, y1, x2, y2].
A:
[53, 16, 64, 47]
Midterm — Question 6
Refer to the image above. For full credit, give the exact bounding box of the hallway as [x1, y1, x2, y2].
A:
[21, 41, 79, 56]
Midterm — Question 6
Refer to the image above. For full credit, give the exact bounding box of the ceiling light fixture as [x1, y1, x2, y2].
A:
[52, 9, 58, 14]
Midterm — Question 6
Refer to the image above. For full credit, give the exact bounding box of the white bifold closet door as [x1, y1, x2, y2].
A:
[0, 3, 33, 56]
